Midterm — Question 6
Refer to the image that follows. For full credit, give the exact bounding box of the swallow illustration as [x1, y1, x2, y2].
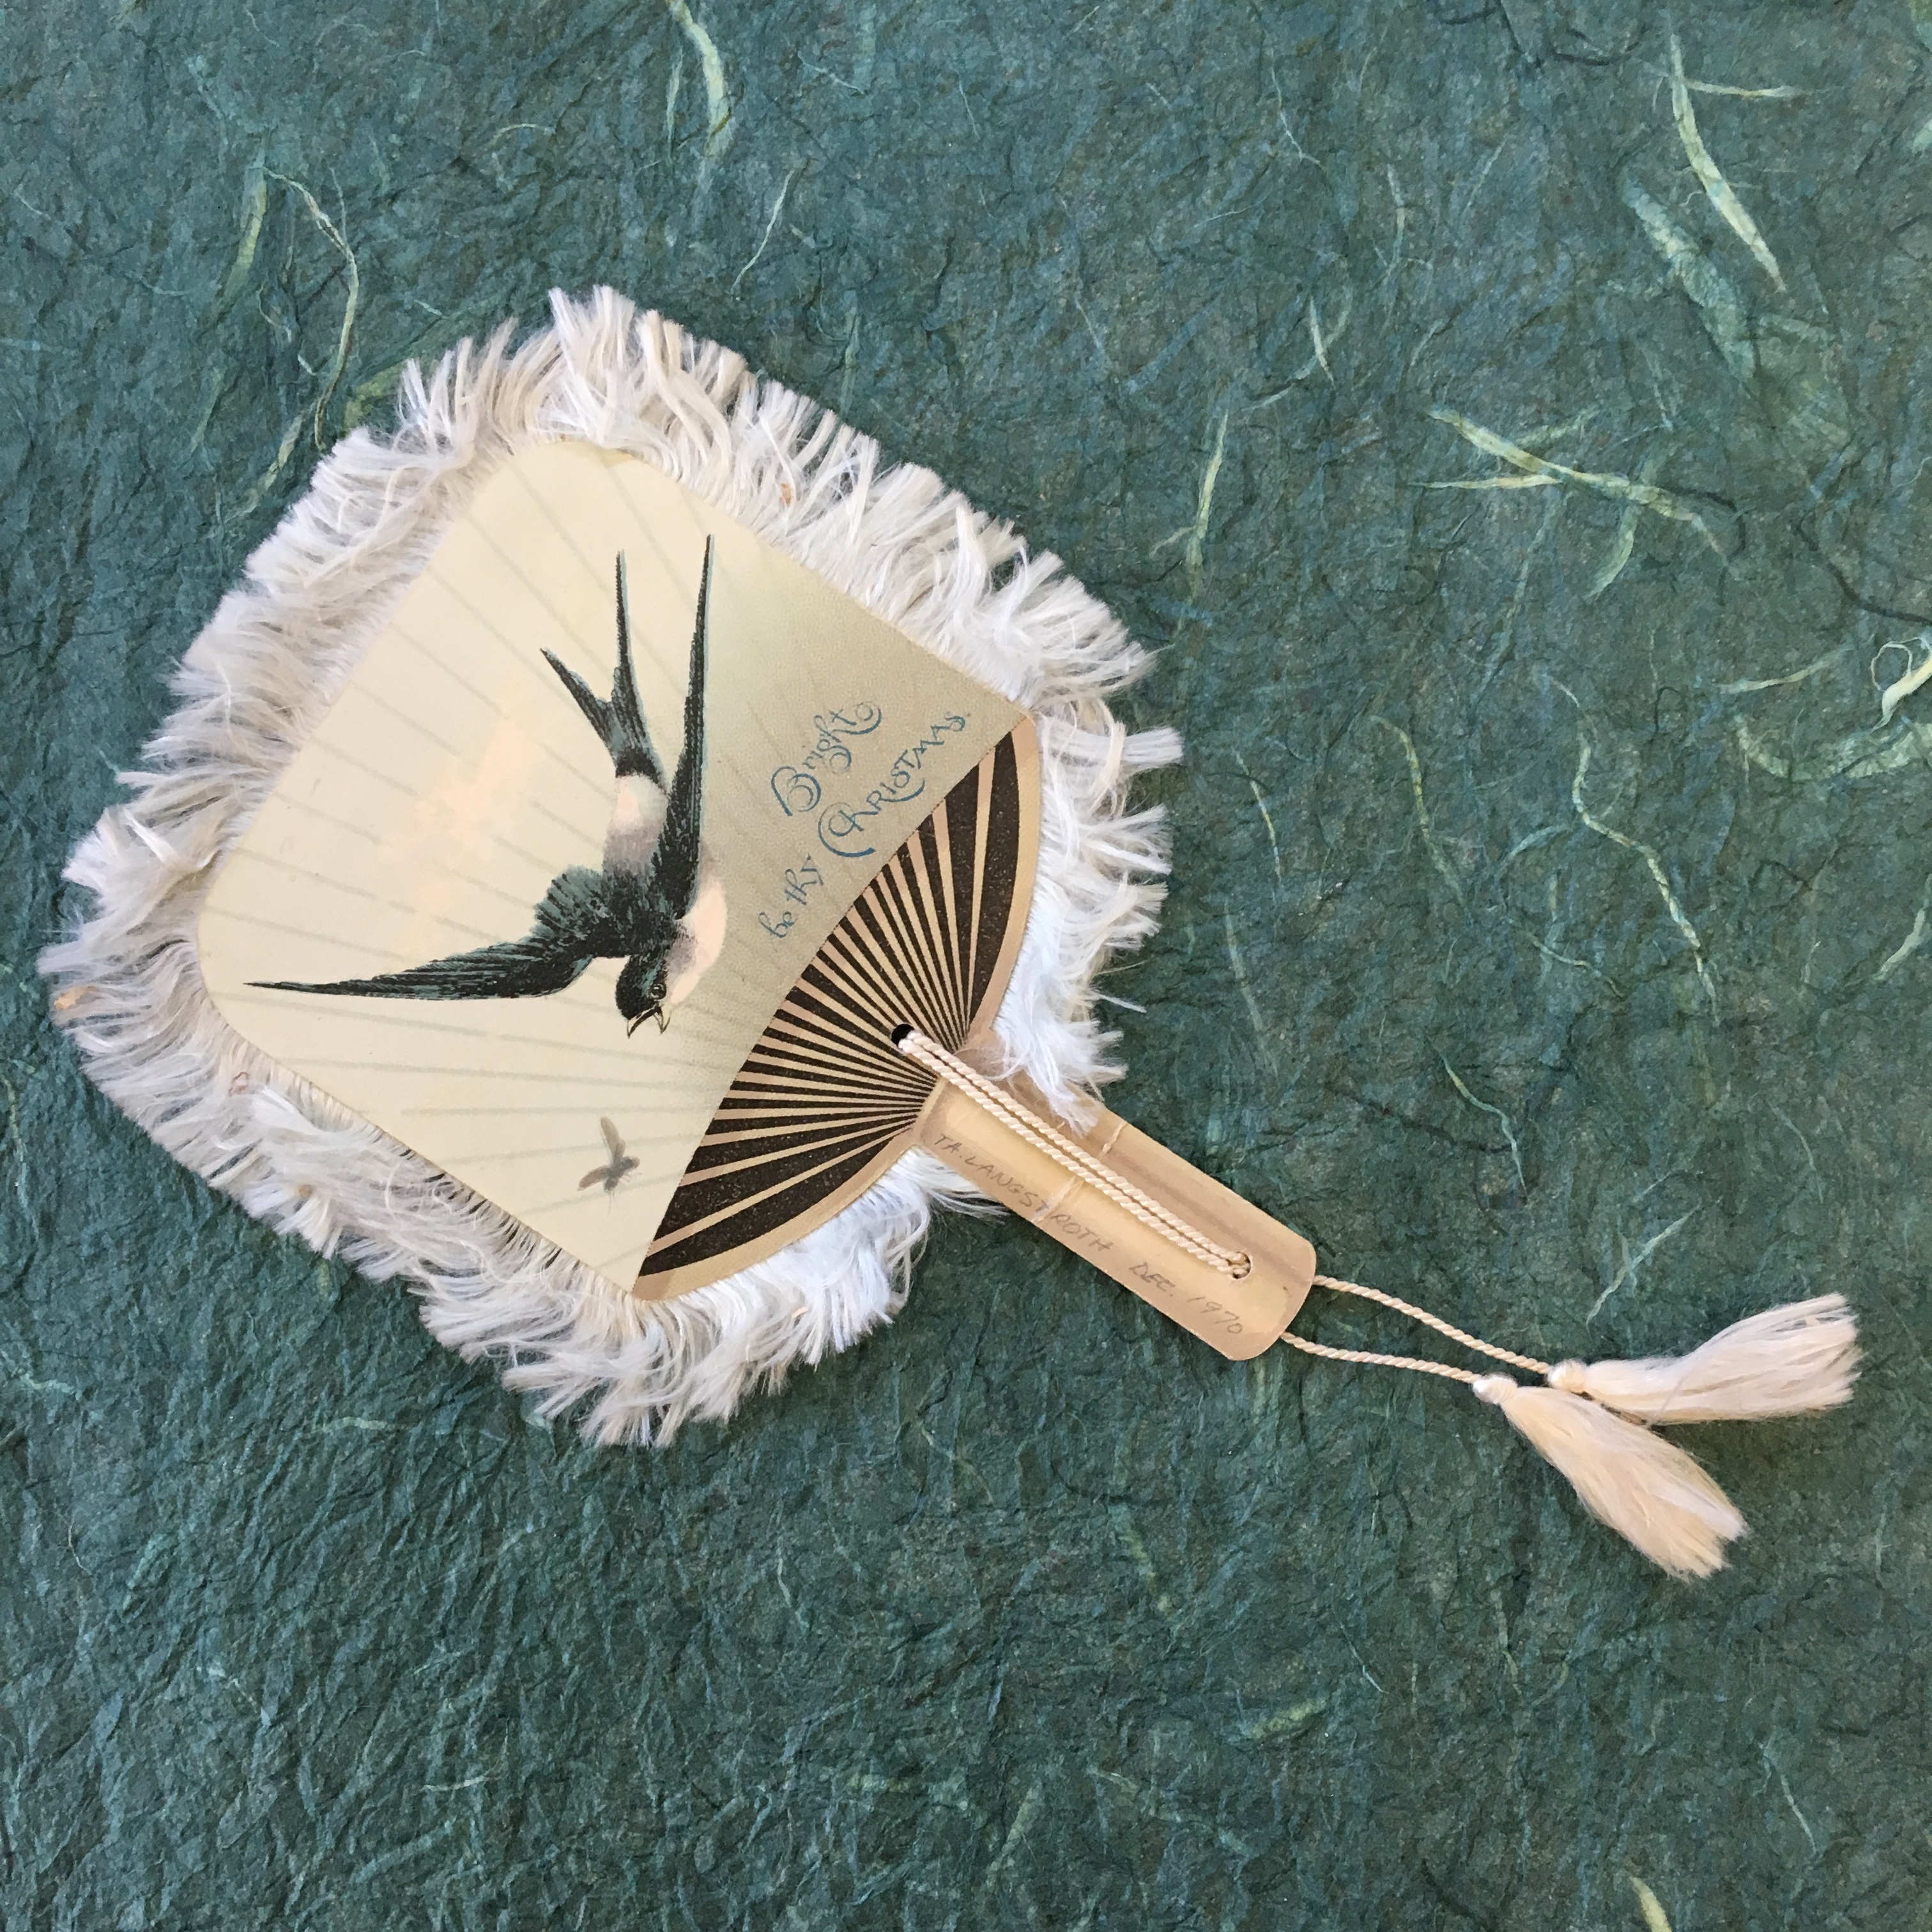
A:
[254, 540, 728, 1036]
[579, 1117, 640, 1193]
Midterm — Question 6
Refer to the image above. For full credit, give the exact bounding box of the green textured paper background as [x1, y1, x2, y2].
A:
[4, 2, 1929, 1925]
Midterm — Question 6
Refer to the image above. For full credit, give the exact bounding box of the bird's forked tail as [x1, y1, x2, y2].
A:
[542, 553, 664, 782]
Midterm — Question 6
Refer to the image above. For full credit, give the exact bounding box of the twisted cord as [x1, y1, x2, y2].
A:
[1276, 1328, 1479, 1384]
[896, 1029, 1249, 1273]
[899, 1030, 1543, 1384]
[1313, 1275, 1551, 1376]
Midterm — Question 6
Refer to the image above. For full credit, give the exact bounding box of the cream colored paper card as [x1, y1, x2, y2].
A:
[198, 440, 1021, 1289]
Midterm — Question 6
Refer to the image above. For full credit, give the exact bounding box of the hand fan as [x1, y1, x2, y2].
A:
[44, 289, 1858, 1580]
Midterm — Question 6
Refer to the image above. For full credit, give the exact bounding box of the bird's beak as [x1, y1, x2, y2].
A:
[626, 1014, 647, 1037]
[655, 1009, 671, 1034]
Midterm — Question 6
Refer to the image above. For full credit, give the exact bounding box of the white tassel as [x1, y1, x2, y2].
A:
[1547, 1294, 1860, 1425]
[1471, 1375, 1747, 1579]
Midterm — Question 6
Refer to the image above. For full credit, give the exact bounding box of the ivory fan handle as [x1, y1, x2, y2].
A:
[914, 1071, 1314, 1360]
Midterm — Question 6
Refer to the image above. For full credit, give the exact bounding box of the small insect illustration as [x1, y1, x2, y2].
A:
[579, 1117, 640, 1193]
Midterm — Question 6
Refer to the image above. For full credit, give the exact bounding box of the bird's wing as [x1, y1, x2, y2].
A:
[645, 536, 712, 919]
[599, 1116, 624, 1158]
[252, 868, 625, 1002]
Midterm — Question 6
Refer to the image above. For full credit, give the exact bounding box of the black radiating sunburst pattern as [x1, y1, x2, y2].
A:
[640, 729, 1029, 1287]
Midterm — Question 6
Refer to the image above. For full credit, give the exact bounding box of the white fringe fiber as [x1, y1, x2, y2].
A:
[40, 288, 1181, 1445]
[1472, 1376, 1748, 1580]
[1549, 1292, 1860, 1425]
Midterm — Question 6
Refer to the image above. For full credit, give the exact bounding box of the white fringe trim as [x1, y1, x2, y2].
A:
[40, 288, 1179, 1445]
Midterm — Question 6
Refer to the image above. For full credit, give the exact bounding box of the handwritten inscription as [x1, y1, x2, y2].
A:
[1130, 1259, 1245, 1336]
[816, 713, 970, 859]
[928, 1131, 1046, 1213]
[923, 1127, 1262, 1347]
[769, 705, 884, 816]
[928, 1131, 1114, 1255]
[1044, 1207, 1112, 1255]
